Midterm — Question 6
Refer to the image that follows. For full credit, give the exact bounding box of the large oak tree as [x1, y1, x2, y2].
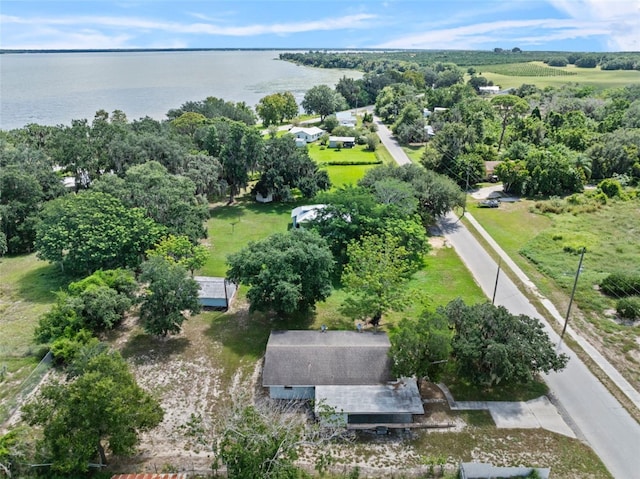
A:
[226, 229, 334, 316]
[35, 191, 165, 275]
[446, 299, 569, 386]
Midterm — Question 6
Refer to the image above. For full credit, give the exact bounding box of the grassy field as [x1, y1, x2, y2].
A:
[0, 254, 71, 423]
[307, 141, 393, 188]
[478, 62, 640, 90]
[321, 163, 375, 187]
[202, 197, 297, 276]
[403, 144, 426, 164]
[307, 142, 382, 165]
[468, 192, 640, 391]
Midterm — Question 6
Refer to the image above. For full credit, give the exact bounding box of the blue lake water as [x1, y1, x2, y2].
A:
[0, 50, 362, 130]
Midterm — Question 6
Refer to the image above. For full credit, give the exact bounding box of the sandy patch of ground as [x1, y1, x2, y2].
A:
[428, 235, 451, 253]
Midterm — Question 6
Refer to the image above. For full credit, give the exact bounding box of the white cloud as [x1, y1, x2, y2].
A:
[1, 12, 377, 37]
[0, 11, 378, 49]
[376, 18, 608, 49]
[547, 0, 640, 50]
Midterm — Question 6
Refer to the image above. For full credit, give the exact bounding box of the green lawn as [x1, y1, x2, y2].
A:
[322, 164, 376, 188]
[478, 62, 640, 90]
[402, 144, 426, 164]
[202, 197, 297, 276]
[307, 142, 381, 165]
[0, 254, 69, 423]
[0, 254, 70, 356]
[469, 198, 552, 263]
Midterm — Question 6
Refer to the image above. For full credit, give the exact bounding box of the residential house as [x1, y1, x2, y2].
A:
[478, 85, 500, 94]
[328, 136, 355, 148]
[262, 330, 424, 427]
[336, 111, 356, 127]
[289, 126, 325, 143]
[290, 204, 326, 228]
[193, 276, 237, 309]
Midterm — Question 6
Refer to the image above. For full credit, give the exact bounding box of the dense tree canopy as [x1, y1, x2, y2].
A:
[226, 229, 334, 316]
[35, 268, 137, 343]
[341, 232, 416, 326]
[139, 256, 201, 336]
[35, 191, 164, 275]
[21, 348, 163, 473]
[445, 299, 569, 386]
[166, 96, 256, 125]
[219, 121, 264, 202]
[389, 309, 451, 381]
[253, 135, 331, 201]
[359, 163, 464, 222]
[302, 84, 347, 121]
[0, 166, 44, 254]
[146, 234, 209, 275]
[256, 91, 299, 126]
[91, 161, 209, 243]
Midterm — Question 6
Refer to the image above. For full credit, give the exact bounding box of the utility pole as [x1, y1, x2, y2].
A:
[559, 247, 586, 346]
[460, 166, 470, 219]
[492, 258, 502, 304]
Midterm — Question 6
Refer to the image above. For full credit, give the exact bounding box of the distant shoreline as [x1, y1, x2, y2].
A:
[0, 48, 397, 55]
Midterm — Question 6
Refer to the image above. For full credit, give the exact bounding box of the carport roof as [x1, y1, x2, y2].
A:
[315, 378, 424, 415]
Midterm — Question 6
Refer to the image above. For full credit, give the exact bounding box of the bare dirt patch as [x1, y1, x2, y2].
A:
[428, 236, 450, 253]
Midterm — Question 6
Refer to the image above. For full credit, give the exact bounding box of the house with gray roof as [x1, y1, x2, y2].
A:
[262, 330, 424, 426]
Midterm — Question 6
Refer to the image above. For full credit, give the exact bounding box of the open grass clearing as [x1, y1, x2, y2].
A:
[478, 62, 640, 90]
[0, 254, 69, 424]
[322, 163, 377, 188]
[307, 142, 382, 165]
[468, 193, 640, 393]
[202, 196, 298, 276]
[402, 144, 426, 164]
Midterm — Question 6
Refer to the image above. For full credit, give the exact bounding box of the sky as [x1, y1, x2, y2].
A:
[1, 0, 639, 52]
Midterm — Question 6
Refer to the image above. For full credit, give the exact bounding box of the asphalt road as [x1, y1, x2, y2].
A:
[374, 117, 412, 165]
[374, 123, 640, 478]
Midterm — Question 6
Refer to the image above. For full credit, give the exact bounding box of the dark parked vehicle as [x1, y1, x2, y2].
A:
[478, 199, 500, 208]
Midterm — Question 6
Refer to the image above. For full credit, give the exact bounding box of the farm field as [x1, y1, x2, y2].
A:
[477, 62, 640, 90]
[468, 193, 640, 392]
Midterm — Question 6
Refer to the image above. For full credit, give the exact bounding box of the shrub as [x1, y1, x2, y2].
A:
[547, 57, 569, 67]
[600, 272, 640, 297]
[616, 297, 640, 320]
[598, 179, 623, 198]
[593, 192, 608, 204]
[563, 243, 586, 254]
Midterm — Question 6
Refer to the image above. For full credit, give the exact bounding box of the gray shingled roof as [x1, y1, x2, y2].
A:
[262, 330, 392, 387]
